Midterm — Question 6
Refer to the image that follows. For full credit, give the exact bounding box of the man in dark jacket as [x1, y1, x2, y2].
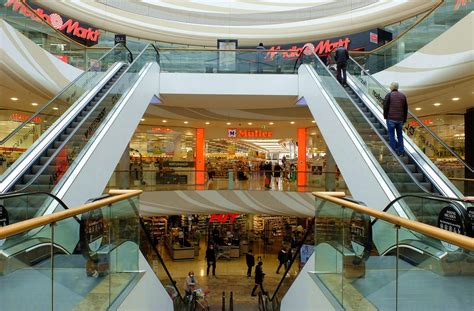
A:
[383, 82, 408, 156]
[251, 261, 267, 296]
[276, 247, 287, 274]
[205, 244, 217, 276]
[246, 249, 255, 278]
[334, 45, 349, 86]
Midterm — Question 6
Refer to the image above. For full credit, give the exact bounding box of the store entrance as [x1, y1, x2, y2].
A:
[142, 213, 314, 309]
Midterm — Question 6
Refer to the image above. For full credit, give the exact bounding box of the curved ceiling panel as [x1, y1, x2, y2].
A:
[39, 0, 438, 46]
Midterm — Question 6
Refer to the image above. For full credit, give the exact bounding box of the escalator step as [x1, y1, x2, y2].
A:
[406, 164, 416, 172]
[39, 156, 52, 165]
[53, 141, 64, 149]
[23, 174, 53, 184]
[31, 165, 56, 174]
[46, 149, 57, 157]
[14, 184, 51, 192]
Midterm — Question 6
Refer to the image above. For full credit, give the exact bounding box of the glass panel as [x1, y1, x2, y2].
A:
[1, 193, 61, 224]
[314, 198, 345, 305]
[159, 50, 299, 74]
[0, 44, 129, 181]
[0, 227, 53, 310]
[396, 227, 474, 310]
[108, 197, 140, 303]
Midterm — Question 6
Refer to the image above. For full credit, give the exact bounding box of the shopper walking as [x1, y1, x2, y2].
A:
[256, 43, 266, 73]
[251, 261, 268, 296]
[383, 82, 408, 156]
[246, 249, 255, 278]
[263, 161, 272, 189]
[276, 247, 287, 274]
[334, 45, 349, 86]
[205, 244, 217, 276]
[184, 271, 197, 297]
[273, 162, 282, 187]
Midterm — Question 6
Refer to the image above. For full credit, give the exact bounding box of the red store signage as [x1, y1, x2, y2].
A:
[5, 0, 100, 46]
[265, 37, 350, 61]
[10, 113, 42, 123]
[227, 128, 273, 138]
[209, 213, 239, 223]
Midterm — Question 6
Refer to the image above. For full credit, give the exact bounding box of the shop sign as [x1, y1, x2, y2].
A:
[408, 119, 433, 127]
[5, 0, 100, 46]
[10, 113, 42, 123]
[150, 127, 172, 133]
[54, 54, 69, 63]
[467, 206, 474, 237]
[114, 34, 126, 45]
[437, 205, 468, 251]
[265, 37, 350, 61]
[227, 128, 273, 138]
[209, 213, 239, 223]
[369, 32, 378, 44]
[163, 161, 195, 168]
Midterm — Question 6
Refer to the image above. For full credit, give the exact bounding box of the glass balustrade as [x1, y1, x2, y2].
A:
[313, 193, 474, 310]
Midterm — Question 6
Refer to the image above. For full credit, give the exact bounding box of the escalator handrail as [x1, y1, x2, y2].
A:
[13, 44, 159, 194]
[0, 191, 69, 210]
[269, 217, 315, 303]
[348, 56, 474, 173]
[309, 52, 433, 198]
[0, 44, 124, 145]
[382, 193, 470, 214]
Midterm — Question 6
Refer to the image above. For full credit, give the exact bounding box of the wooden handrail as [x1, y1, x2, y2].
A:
[0, 189, 142, 239]
[313, 191, 474, 251]
[449, 177, 474, 182]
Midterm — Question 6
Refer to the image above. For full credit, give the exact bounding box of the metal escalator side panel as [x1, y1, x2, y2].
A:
[0, 63, 125, 194]
[346, 71, 463, 199]
[298, 63, 405, 214]
[55, 61, 159, 210]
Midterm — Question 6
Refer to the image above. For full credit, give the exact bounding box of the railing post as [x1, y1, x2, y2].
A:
[222, 291, 226, 311]
[50, 221, 56, 311]
[229, 291, 233, 311]
[395, 224, 400, 311]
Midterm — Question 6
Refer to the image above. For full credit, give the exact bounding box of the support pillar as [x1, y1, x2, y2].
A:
[465, 108, 474, 195]
[297, 128, 307, 187]
[325, 150, 336, 191]
[116, 145, 130, 189]
[195, 128, 205, 186]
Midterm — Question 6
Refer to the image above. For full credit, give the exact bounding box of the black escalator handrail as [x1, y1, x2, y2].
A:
[0, 191, 69, 210]
[292, 46, 308, 74]
[13, 44, 159, 194]
[382, 193, 470, 214]
[138, 217, 184, 301]
[269, 217, 315, 303]
[120, 43, 134, 63]
[0, 44, 124, 145]
[310, 52, 433, 197]
[151, 44, 161, 64]
[348, 56, 474, 173]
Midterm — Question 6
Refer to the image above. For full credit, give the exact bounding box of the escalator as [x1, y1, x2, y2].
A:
[297, 52, 470, 264]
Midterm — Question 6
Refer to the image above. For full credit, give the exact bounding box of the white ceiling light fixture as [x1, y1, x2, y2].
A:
[269, 122, 274, 125]
[415, 107, 422, 111]
[311, 120, 316, 123]
[53, 107, 59, 110]
[290, 121, 295, 124]
[433, 103, 441, 106]
[31, 103, 38, 106]
[162, 120, 167, 123]
[205, 122, 210, 125]
[184, 121, 189, 124]
[10, 97, 18, 101]
[248, 122, 253, 125]
[141, 118, 145, 121]
[226, 122, 231, 125]
[452, 97, 460, 101]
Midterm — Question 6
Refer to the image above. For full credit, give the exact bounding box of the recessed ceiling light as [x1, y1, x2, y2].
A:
[452, 97, 460, 101]
[31, 103, 38, 106]
[205, 122, 210, 125]
[248, 122, 253, 125]
[290, 121, 295, 124]
[53, 107, 59, 110]
[433, 103, 441, 106]
[269, 122, 274, 125]
[162, 120, 167, 123]
[184, 121, 189, 124]
[226, 122, 231, 125]
[10, 97, 18, 101]
[311, 120, 316, 123]
[141, 118, 145, 121]
[415, 107, 422, 111]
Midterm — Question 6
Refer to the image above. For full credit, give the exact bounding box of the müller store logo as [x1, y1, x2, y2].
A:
[228, 128, 273, 138]
[5, 0, 100, 46]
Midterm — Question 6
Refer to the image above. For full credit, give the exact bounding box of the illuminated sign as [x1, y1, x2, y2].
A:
[209, 213, 239, 223]
[408, 119, 433, 127]
[54, 54, 69, 63]
[454, 0, 470, 11]
[265, 38, 350, 61]
[227, 129, 273, 138]
[5, 0, 100, 46]
[369, 32, 378, 44]
[10, 113, 41, 123]
[150, 127, 172, 133]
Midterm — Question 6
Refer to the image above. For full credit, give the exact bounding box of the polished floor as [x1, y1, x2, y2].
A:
[152, 239, 300, 310]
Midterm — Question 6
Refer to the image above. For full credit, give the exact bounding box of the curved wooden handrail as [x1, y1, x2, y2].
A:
[0, 189, 142, 239]
[313, 191, 474, 251]
[449, 177, 474, 182]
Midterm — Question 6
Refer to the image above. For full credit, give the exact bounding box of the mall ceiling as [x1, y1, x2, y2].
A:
[38, 0, 437, 46]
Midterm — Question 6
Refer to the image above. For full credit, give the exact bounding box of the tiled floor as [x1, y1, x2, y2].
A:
[154, 239, 300, 310]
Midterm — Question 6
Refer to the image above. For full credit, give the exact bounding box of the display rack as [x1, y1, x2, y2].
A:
[142, 216, 168, 243]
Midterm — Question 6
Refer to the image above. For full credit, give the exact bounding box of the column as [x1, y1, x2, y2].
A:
[297, 128, 307, 187]
[465, 108, 474, 195]
[116, 145, 130, 189]
[325, 150, 336, 191]
[195, 128, 205, 186]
